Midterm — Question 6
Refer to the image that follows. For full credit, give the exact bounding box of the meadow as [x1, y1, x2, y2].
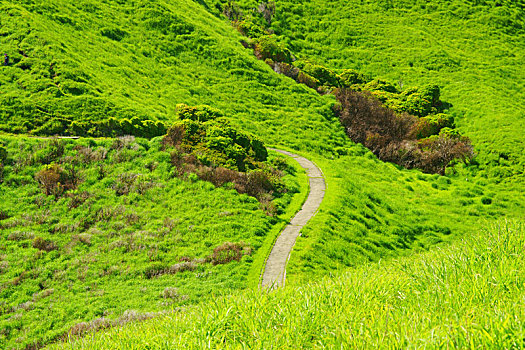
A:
[0, 0, 524, 348]
[0, 135, 305, 348]
[51, 220, 525, 349]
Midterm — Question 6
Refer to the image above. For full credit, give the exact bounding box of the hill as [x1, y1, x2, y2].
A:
[0, 0, 524, 348]
[51, 220, 525, 349]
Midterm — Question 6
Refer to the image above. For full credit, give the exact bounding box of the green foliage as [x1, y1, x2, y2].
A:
[365, 79, 398, 93]
[52, 221, 525, 349]
[175, 103, 225, 122]
[416, 113, 454, 139]
[235, 18, 268, 38]
[0, 135, 304, 349]
[166, 114, 267, 171]
[297, 61, 340, 87]
[337, 69, 368, 87]
[253, 35, 292, 63]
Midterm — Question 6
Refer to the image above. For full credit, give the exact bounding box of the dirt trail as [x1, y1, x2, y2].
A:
[261, 149, 325, 289]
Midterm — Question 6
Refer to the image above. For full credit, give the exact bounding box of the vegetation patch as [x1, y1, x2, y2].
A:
[0, 135, 300, 349]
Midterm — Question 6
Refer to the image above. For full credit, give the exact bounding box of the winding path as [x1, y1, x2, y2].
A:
[261, 149, 326, 289]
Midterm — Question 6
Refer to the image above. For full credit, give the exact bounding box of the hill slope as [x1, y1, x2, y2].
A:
[51, 220, 525, 349]
[0, 0, 524, 348]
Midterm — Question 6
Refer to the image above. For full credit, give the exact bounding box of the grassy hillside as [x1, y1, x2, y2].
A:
[1, 0, 524, 348]
[0, 0, 344, 151]
[224, 0, 525, 180]
[51, 220, 525, 349]
[0, 135, 307, 348]
[193, 0, 525, 281]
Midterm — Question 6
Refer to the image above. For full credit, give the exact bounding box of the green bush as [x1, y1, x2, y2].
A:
[165, 109, 268, 172]
[300, 63, 340, 87]
[364, 79, 398, 93]
[175, 103, 224, 122]
[338, 69, 368, 87]
[415, 113, 454, 138]
[235, 19, 267, 38]
[253, 36, 292, 63]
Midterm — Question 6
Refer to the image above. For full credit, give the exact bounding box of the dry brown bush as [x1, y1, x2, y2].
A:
[32, 237, 58, 252]
[35, 164, 80, 197]
[334, 89, 473, 174]
[208, 242, 252, 265]
[163, 125, 185, 148]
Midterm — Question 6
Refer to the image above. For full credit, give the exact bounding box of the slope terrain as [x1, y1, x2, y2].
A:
[53, 221, 525, 349]
[0, 0, 524, 348]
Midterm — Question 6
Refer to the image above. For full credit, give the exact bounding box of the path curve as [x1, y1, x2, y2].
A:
[261, 149, 325, 289]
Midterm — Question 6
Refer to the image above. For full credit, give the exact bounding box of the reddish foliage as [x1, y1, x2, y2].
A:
[334, 89, 474, 175]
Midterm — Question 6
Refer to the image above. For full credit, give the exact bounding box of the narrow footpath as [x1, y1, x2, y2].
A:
[261, 149, 326, 289]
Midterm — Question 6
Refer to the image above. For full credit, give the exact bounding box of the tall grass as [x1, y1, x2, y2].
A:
[51, 220, 525, 349]
[0, 136, 306, 349]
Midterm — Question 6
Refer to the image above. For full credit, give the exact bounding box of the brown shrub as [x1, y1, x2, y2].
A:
[335, 89, 417, 151]
[163, 125, 186, 148]
[334, 89, 474, 174]
[417, 135, 474, 175]
[208, 242, 252, 265]
[32, 237, 58, 252]
[35, 166, 61, 196]
[35, 164, 80, 197]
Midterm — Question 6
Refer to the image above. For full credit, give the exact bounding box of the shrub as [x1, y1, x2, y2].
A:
[334, 89, 417, 152]
[208, 242, 252, 265]
[32, 237, 58, 252]
[338, 69, 368, 87]
[417, 134, 474, 175]
[235, 19, 267, 38]
[35, 165, 62, 196]
[296, 71, 320, 89]
[35, 163, 80, 197]
[414, 114, 454, 138]
[399, 85, 442, 117]
[365, 79, 398, 93]
[334, 89, 473, 174]
[301, 63, 340, 87]
[175, 104, 224, 122]
[253, 36, 292, 63]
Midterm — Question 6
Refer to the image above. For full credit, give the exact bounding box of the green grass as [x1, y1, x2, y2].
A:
[285, 146, 524, 284]
[50, 220, 525, 349]
[0, 135, 305, 348]
[1, 0, 525, 348]
[262, 0, 525, 179]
